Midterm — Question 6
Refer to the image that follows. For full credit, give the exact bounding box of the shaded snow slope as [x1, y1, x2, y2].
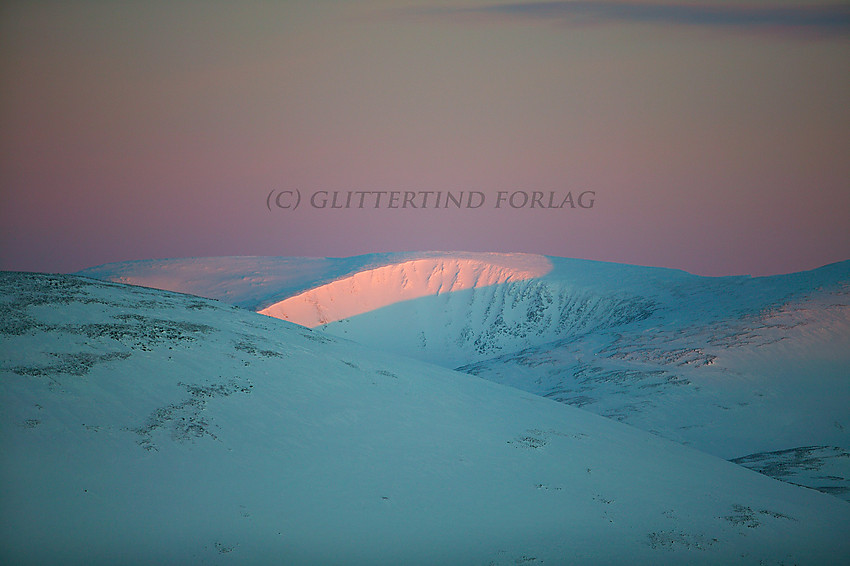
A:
[312, 257, 850, 368]
[256, 256, 850, 500]
[3, 272, 850, 565]
[459, 266, 850, 492]
[76, 253, 850, 499]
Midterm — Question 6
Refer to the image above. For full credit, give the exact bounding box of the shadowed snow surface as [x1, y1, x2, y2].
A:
[3, 271, 850, 564]
[77, 253, 850, 500]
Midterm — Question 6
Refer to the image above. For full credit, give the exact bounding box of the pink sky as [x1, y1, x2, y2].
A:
[1, 1, 848, 276]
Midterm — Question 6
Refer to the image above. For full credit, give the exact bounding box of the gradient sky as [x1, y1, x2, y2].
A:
[1, 0, 848, 276]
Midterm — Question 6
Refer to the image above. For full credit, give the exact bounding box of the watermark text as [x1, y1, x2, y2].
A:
[266, 190, 595, 211]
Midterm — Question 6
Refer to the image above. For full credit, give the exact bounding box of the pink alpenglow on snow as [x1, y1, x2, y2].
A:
[259, 253, 552, 327]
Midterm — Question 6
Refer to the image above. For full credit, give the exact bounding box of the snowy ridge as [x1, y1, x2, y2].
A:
[76, 255, 383, 310]
[259, 255, 552, 327]
[2, 272, 850, 564]
[76, 252, 548, 311]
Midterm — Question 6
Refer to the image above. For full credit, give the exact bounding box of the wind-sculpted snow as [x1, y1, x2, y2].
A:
[4, 271, 850, 565]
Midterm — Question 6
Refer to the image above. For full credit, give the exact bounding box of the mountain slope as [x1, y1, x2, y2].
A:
[77, 253, 850, 501]
[76, 252, 545, 311]
[3, 271, 850, 565]
[258, 254, 552, 328]
[458, 261, 850, 499]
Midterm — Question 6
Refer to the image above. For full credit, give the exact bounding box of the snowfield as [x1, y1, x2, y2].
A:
[3, 270, 850, 564]
[79, 252, 850, 502]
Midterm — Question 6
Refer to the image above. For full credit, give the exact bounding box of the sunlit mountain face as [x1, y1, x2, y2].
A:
[3, 269, 850, 565]
[259, 254, 553, 328]
[79, 252, 850, 506]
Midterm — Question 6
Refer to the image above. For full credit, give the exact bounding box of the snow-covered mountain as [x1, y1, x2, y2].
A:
[75, 252, 522, 311]
[3, 271, 850, 564]
[78, 252, 850, 503]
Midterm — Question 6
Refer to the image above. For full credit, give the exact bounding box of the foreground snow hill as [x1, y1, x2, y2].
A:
[78, 253, 850, 500]
[3, 272, 850, 565]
